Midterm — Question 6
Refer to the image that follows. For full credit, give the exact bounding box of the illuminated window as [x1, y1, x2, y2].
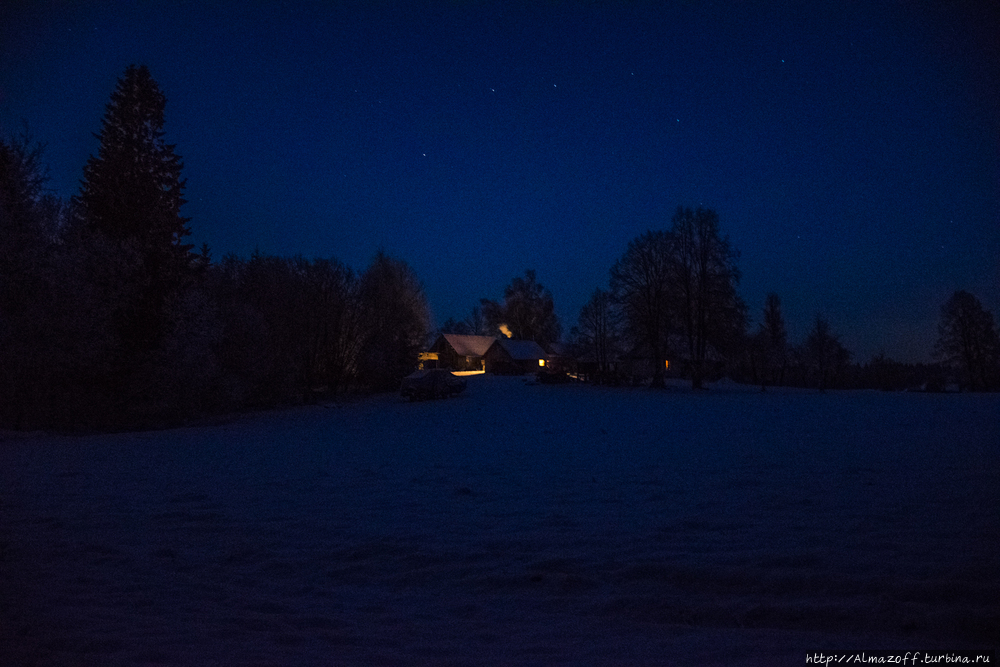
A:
[664, 360, 669, 370]
[539, 359, 545, 367]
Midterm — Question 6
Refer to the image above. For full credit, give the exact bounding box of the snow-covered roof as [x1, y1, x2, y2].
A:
[441, 334, 496, 358]
[494, 338, 548, 360]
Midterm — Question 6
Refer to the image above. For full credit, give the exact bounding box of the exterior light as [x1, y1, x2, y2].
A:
[665, 360, 669, 370]
[539, 359, 545, 367]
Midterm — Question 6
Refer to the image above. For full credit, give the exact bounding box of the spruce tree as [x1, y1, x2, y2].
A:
[76, 64, 194, 354]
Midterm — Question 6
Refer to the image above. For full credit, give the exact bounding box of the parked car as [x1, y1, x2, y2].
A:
[400, 369, 467, 401]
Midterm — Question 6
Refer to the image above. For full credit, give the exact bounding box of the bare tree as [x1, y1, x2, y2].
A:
[576, 287, 622, 378]
[357, 251, 432, 391]
[463, 305, 490, 336]
[804, 314, 851, 391]
[0, 132, 61, 427]
[438, 317, 470, 335]
[668, 207, 745, 389]
[934, 290, 999, 391]
[293, 257, 361, 395]
[610, 230, 674, 388]
[757, 292, 788, 389]
[480, 269, 561, 346]
[208, 253, 362, 405]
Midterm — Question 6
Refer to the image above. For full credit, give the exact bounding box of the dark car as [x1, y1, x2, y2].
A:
[400, 369, 467, 401]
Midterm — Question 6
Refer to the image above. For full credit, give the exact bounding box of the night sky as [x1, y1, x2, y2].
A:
[2, 0, 997, 362]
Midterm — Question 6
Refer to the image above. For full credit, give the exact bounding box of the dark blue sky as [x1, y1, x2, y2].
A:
[2, 0, 997, 362]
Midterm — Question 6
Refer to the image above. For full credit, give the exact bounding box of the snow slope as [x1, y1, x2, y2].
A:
[1, 376, 997, 665]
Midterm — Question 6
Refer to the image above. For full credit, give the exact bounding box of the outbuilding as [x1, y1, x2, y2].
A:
[427, 334, 497, 371]
[484, 338, 549, 375]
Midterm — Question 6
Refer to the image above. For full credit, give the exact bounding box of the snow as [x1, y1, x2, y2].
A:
[1, 376, 997, 665]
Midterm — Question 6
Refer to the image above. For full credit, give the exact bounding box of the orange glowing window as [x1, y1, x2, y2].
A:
[664, 360, 669, 370]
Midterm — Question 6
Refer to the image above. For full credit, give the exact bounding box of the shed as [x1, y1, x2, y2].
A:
[484, 338, 549, 375]
[543, 341, 578, 375]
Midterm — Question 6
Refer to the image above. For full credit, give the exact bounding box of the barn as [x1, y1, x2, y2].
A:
[427, 334, 497, 371]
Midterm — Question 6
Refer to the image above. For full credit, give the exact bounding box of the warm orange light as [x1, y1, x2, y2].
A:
[499, 324, 512, 338]
[539, 359, 545, 367]
[664, 360, 669, 369]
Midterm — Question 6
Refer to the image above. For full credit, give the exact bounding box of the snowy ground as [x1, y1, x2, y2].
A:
[1, 376, 997, 666]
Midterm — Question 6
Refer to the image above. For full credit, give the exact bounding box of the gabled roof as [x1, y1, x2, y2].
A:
[545, 342, 572, 357]
[492, 338, 548, 361]
[441, 334, 496, 357]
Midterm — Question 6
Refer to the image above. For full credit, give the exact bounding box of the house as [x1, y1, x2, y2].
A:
[484, 338, 549, 375]
[427, 334, 497, 371]
[616, 337, 726, 385]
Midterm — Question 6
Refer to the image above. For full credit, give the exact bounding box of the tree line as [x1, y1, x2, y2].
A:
[569, 236, 998, 392]
[0, 65, 431, 430]
[2, 65, 998, 429]
[443, 239, 999, 393]
[456, 218, 997, 393]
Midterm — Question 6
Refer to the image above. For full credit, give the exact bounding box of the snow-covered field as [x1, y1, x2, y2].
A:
[1, 376, 997, 665]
